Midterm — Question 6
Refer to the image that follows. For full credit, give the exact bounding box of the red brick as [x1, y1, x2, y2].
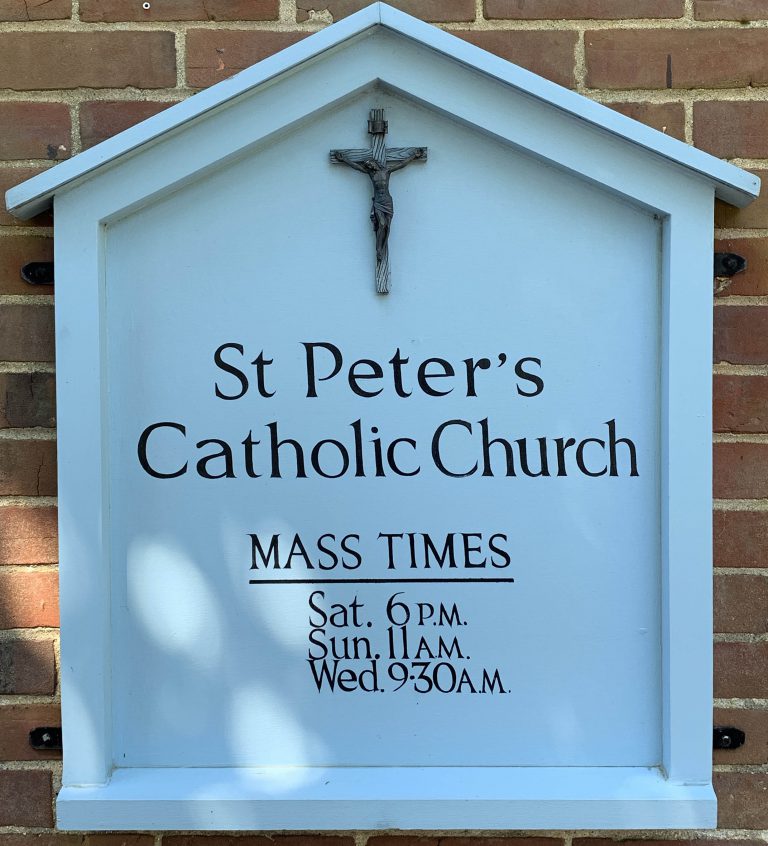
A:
[0, 305, 54, 362]
[715, 442, 768, 499]
[607, 101, 685, 140]
[575, 840, 763, 846]
[0, 769, 52, 827]
[165, 838, 355, 846]
[80, 100, 178, 150]
[81, 0, 277, 20]
[696, 0, 768, 19]
[454, 31, 577, 88]
[715, 772, 768, 828]
[0, 440, 56, 496]
[0, 168, 52, 227]
[0, 373, 55, 430]
[0, 639, 54, 694]
[0, 837, 83, 846]
[714, 306, 768, 365]
[186, 30, 308, 88]
[487, 0, 683, 17]
[87, 838, 153, 846]
[714, 239, 768, 297]
[0, 506, 57, 566]
[0, 104, 70, 161]
[373, 840, 562, 846]
[0, 704, 61, 761]
[0, 32, 176, 90]
[714, 375, 768, 433]
[714, 708, 768, 764]
[715, 574, 768, 633]
[716, 172, 768, 228]
[715, 510, 768, 568]
[694, 101, 768, 159]
[0, 0, 70, 18]
[297, 0, 473, 22]
[0, 570, 58, 628]
[586, 29, 768, 89]
[715, 641, 768, 698]
[0, 235, 52, 296]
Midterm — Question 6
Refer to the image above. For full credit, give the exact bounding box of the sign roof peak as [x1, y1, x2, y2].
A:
[5, 1, 759, 219]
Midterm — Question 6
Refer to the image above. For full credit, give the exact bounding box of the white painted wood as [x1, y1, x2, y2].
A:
[54, 191, 112, 786]
[660, 187, 715, 784]
[104, 97, 662, 770]
[57, 766, 716, 830]
[4, 2, 758, 219]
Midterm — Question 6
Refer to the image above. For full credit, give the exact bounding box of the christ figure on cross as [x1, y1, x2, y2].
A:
[331, 109, 427, 294]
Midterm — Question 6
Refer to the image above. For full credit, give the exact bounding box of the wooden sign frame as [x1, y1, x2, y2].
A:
[7, 3, 759, 831]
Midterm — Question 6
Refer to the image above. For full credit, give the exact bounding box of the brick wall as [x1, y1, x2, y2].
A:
[0, 0, 766, 842]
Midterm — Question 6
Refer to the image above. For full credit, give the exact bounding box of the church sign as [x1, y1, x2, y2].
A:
[7, 2, 759, 832]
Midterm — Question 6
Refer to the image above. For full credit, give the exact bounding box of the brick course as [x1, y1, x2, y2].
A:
[297, 0, 474, 21]
[0, 506, 58, 565]
[81, 0, 279, 21]
[0, 103, 70, 161]
[0, 770, 53, 827]
[79, 100, 178, 149]
[586, 29, 768, 90]
[0, 32, 176, 90]
[186, 30, 309, 87]
[454, 31, 577, 87]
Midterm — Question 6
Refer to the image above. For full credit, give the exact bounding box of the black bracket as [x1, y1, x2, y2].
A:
[714, 252, 746, 295]
[715, 252, 747, 278]
[29, 726, 62, 751]
[713, 726, 746, 750]
[21, 261, 54, 286]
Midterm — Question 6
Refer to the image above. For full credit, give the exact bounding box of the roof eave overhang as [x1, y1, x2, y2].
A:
[5, 2, 759, 220]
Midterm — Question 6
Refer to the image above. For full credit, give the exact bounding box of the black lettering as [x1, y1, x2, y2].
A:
[463, 532, 486, 568]
[463, 357, 491, 397]
[303, 341, 343, 398]
[418, 357, 455, 396]
[516, 436, 550, 477]
[576, 437, 608, 477]
[241, 430, 261, 478]
[268, 421, 307, 478]
[137, 421, 187, 478]
[389, 348, 412, 398]
[251, 351, 275, 398]
[432, 419, 477, 477]
[340, 534, 362, 569]
[555, 437, 576, 477]
[317, 534, 339, 570]
[250, 533, 280, 569]
[607, 419, 639, 477]
[310, 439, 350, 479]
[387, 437, 419, 476]
[214, 343, 249, 400]
[195, 438, 235, 479]
[348, 359, 384, 397]
[480, 417, 515, 477]
[489, 533, 511, 568]
[515, 357, 544, 397]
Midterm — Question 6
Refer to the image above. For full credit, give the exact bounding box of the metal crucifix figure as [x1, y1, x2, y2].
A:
[330, 108, 427, 294]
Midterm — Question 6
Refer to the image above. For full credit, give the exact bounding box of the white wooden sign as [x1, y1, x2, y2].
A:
[7, 2, 759, 832]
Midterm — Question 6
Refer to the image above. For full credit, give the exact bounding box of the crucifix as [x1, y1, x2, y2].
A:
[330, 108, 427, 294]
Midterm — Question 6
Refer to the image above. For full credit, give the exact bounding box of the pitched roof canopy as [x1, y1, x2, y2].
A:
[6, 2, 759, 219]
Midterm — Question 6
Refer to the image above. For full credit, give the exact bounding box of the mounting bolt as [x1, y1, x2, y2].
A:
[29, 726, 62, 751]
[713, 726, 745, 750]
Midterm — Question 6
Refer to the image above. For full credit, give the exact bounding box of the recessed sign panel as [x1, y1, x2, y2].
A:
[106, 94, 661, 771]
